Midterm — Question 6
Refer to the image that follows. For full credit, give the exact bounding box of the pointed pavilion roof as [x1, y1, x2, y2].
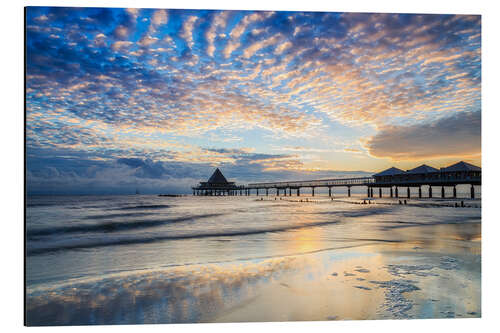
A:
[407, 164, 439, 174]
[373, 167, 406, 177]
[207, 168, 229, 184]
[441, 161, 481, 172]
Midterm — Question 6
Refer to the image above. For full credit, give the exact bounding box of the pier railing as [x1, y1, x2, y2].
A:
[247, 177, 374, 189]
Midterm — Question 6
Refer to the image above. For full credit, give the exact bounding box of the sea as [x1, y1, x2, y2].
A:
[25, 189, 481, 325]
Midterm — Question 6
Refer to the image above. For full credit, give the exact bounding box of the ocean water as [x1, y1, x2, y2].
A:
[25, 192, 481, 325]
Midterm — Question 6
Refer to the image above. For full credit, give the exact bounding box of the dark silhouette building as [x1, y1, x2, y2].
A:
[192, 168, 243, 196]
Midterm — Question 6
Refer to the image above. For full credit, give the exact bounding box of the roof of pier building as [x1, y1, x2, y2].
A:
[441, 161, 481, 172]
[407, 164, 439, 174]
[373, 167, 405, 177]
[207, 168, 229, 184]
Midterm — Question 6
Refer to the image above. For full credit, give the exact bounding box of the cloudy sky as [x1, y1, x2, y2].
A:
[26, 7, 481, 194]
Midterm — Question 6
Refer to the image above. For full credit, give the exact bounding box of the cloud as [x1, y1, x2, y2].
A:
[365, 111, 481, 160]
[223, 12, 272, 58]
[149, 9, 168, 33]
[205, 11, 230, 57]
[180, 15, 198, 49]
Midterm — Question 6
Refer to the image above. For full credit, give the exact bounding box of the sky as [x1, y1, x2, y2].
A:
[25, 7, 481, 194]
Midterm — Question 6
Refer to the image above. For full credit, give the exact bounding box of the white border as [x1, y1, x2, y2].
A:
[2, 0, 499, 332]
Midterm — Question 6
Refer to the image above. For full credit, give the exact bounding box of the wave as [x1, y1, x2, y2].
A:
[116, 204, 171, 210]
[27, 213, 225, 238]
[27, 219, 344, 256]
[82, 212, 153, 220]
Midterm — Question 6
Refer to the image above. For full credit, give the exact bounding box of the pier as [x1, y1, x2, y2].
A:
[193, 161, 481, 198]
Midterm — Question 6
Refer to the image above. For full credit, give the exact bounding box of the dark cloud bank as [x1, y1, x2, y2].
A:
[366, 111, 481, 160]
[27, 151, 371, 195]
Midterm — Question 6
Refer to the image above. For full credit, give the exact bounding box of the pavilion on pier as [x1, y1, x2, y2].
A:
[192, 168, 244, 196]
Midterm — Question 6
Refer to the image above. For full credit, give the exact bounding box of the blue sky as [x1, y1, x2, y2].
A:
[26, 7, 481, 194]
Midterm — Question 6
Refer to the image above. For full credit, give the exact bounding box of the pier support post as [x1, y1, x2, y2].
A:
[312, 187, 315, 197]
[348, 186, 351, 197]
[379, 188, 382, 198]
[370, 188, 374, 197]
[418, 186, 422, 198]
[256, 189, 259, 196]
[395, 187, 399, 198]
[297, 188, 300, 196]
[329, 187, 332, 197]
[390, 187, 393, 198]
[453, 186, 457, 198]
[429, 186, 432, 198]
[276, 188, 279, 196]
[471, 185, 475, 199]
[441, 186, 445, 199]
[284, 188, 287, 196]
[289, 188, 292, 196]
[266, 188, 268, 196]
[367, 187, 370, 197]
[407, 187, 410, 198]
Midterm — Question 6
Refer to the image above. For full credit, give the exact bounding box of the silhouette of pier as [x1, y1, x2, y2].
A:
[193, 161, 481, 199]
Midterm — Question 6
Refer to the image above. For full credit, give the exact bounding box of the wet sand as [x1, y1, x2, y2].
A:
[215, 241, 481, 322]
